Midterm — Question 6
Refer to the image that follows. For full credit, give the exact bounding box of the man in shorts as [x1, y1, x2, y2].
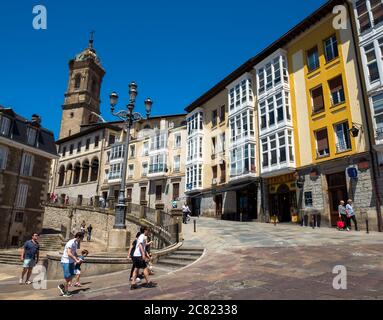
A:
[131, 227, 157, 290]
[19, 233, 40, 285]
[58, 232, 83, 297]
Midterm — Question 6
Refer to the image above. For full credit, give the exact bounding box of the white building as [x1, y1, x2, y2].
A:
[352, 0, 383, 161]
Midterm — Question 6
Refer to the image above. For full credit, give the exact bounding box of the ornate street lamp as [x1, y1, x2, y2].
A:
[109, 82, 153, 230]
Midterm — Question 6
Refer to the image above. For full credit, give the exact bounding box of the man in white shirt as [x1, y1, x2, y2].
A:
[131, 227, 157, 290]
[58, 232, 83, 297]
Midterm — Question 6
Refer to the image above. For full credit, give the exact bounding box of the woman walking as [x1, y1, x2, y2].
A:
[338, 200, 347, 231]
[346, 199, 359, 231]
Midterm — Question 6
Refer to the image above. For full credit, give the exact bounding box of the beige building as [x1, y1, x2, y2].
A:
[50, 39, 187, 213]
[102, 116, 186, 212]
[185, 73, 259, 220]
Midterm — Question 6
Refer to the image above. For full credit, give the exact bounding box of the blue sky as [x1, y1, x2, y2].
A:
[0, 0, 328, 138]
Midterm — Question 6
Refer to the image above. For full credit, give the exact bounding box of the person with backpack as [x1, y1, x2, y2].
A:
[128, 232, 143, 282]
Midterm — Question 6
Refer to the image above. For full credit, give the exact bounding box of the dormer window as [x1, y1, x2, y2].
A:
[0, 115, 11, 136]
[26, 127, 37, 146]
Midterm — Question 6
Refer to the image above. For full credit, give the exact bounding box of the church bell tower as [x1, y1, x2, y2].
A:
[59, 33, 106, 139]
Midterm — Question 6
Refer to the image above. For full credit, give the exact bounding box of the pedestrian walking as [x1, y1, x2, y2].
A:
[57, 232, 83, 297]
[130, 227, 157, 290]
[19, 233, 40, 285]
[72, 249, 89, 287]
[182, 203, 191, 224]
[99, 196, 106, 209]
[80, 220, 86, 236]
[128, 232, 143, 283]
[87, 224, 93, 242]
[65, 195, 69, 205]
[346, 199, 359, 231]
[338, 200, 348, 231]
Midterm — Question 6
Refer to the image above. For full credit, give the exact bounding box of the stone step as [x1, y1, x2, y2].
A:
[179, 247, 204, 252]
[165, 254, 200, 261]
[156, 259, 190, 268]
[170, 250, 203, 256]
[0, 253, 21, 258]
[0, 259, 22, 265]
[0, 258, 21, 262]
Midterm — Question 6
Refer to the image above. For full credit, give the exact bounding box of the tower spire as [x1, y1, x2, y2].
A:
[89, 30, 95, 49]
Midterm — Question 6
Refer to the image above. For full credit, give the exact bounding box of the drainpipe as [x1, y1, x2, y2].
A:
[346, 1, 383, 232]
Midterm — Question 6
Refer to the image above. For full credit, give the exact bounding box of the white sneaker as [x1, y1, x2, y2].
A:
[19, 278, 23, 285]
[136, 278, 142, 283]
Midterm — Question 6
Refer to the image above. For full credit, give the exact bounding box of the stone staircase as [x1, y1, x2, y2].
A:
[0, 251, 23, 265]
[156, 247, 204, 271]
[0, 234, 64, 266]
[38, 234, 64, 252]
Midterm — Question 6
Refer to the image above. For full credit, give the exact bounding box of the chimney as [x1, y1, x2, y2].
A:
[31, 114, 42, 125]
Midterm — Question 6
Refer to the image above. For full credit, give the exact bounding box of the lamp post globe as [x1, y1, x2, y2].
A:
[110, 92, 119, 109]
[145, 98, 153, 117]
[129, 81, 138, 103]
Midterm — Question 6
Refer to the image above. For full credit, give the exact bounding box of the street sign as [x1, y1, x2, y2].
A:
[347, 167, 358, 179]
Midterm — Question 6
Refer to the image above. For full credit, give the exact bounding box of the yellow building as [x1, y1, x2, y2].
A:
[184, 0, 380, 230]
[287, 5, 374, 227]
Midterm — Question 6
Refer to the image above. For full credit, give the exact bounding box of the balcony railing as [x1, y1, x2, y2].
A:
[108, 173, 122, 180]
[230, 168, 256, 178]
[149, 164, 167, 174]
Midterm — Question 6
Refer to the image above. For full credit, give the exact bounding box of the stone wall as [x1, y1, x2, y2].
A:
[43, 204, 139, 246]
[298, 167, 380, 231]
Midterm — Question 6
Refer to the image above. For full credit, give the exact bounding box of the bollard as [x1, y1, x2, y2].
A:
[366, 219, 369, 234]
[194, 219, 197, 233]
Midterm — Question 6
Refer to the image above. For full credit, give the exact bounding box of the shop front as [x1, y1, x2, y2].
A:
[267, 173, 298, 223]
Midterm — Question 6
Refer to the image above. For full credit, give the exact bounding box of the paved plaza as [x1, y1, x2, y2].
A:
[0, 218, 382, 300]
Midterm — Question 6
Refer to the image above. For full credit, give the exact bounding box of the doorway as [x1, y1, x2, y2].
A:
[191, 197, 201, 217]
[236, 186, 257, 221]
[277, 184, 291, 222]
[215, 195, 223, 217]
[327, 172, 348, 226]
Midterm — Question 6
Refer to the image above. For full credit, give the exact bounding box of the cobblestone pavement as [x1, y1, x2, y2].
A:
[0, 218, 382, 300]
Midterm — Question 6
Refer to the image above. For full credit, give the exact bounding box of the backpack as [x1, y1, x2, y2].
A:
[130, 239, 137, 258]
